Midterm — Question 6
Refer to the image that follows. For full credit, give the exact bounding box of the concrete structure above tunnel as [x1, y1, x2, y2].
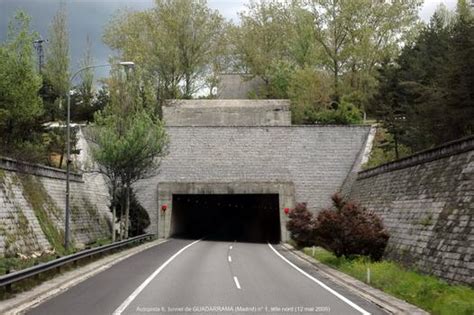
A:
[163, 99, 291, 126]
[133, 122, 373, 241]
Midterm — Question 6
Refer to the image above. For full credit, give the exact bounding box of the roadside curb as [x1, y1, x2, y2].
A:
[1, 238, 168, 315]
[281, 243, 429, 315]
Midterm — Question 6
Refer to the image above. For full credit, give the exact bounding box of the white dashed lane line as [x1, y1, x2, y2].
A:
[233, 276, 241, 290]
[228, 243, 241, 289]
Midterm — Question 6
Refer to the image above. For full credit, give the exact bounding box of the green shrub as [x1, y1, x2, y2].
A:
[18, 174, 66, 255]
[312, 100, 363, 125]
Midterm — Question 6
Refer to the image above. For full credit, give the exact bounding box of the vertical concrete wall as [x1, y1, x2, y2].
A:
[216, 74, 265, 99]
[348, 137, 473, 286]
[0, 157, 111, 256]
[163, 100, 292, 127]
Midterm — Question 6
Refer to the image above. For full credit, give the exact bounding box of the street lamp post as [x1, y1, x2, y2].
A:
[64, 61, 134, 251]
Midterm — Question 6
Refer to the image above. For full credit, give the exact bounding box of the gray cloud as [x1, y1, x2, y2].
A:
[1, 0, 155, 78]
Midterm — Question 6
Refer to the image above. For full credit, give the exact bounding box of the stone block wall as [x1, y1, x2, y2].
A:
[348, 136, 473, 286]
[134, 125, 372, 235]
[0, 157, 111, 256]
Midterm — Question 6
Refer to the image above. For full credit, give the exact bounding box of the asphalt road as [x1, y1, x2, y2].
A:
[27, 239, 387, 315]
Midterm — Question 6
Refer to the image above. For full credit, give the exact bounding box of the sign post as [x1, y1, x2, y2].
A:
[160, 204, 168, 238]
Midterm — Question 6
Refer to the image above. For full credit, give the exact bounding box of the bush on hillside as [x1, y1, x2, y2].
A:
[314, 193, 389, 261]
[312, 100, 363, 125]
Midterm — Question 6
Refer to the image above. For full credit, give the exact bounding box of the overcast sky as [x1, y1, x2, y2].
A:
[0, 0, 458, 77]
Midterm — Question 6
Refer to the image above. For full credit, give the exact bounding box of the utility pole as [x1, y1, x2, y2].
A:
[33, 37, 45, 73]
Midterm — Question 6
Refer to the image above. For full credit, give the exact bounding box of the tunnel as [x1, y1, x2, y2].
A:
[170, 194, 281, 243]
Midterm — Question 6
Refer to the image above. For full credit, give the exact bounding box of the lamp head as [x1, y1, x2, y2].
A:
[119, 61, 135, 69]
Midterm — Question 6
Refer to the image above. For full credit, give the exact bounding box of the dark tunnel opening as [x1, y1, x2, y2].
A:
[171, 194, 281, 243]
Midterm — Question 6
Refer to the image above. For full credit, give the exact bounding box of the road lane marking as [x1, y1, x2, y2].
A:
[113, 239, 201, 315]
[228, 255, 232, 262]
[229, 245, 233, 250]
[268, 243, 371, 315]
[233, 276, 241, 289]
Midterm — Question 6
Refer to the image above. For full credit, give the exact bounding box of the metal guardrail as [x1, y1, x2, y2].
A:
[0, 233, 154, 291]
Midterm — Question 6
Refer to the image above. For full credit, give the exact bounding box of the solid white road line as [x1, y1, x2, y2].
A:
[113, 239, 201, 315]
[268, 243, 371, 315]
[233, 276, 241, 290]
[228, 255, 232, 262]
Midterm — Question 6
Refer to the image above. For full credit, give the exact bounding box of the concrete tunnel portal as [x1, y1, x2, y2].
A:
[170, 194, 281, 243]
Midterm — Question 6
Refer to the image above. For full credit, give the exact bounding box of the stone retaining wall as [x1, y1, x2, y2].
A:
[0, 157, 111, 256]
[348, 136, 473, 286]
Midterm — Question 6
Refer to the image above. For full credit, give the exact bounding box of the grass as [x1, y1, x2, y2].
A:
[0, 255, 57, 275]
[0, 237, 111, 276]
[0, 236, 113, 277]
[18, 174, 66, 255]
[0, 253, 82, 300]
[303, 247, 474, 315]
[88, 237, 112, 248]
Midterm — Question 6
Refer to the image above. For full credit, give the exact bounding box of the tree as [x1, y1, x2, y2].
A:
[370, 2, 473, 154]
[92, 68, 168, 239]
[112, 189, 151, 237]
[288, 67, 333, 123]
[231, 0, 421, 122]
[384, 13, 451, 151]
[442, 1, 474, 141]
[71, 35, 99, 122]
[43, 3, 70, 122]
[369, 60, 407, 159]
[363, 128, 412, 169]
[232, 0, 421, 104]
[103, 0, 225, 104]
[231, 0, 295, 97]
[305, 0, 422, 105]
[0, 11, 45, 161]
[93, 110, 168, 239]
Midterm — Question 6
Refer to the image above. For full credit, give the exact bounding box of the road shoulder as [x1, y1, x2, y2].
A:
[280, 243, 429, 315]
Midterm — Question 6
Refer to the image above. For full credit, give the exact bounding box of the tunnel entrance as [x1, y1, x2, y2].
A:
[171, 194, 281, 243]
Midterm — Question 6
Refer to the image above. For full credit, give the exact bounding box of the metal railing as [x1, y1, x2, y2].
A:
[0, 233, 154, 291]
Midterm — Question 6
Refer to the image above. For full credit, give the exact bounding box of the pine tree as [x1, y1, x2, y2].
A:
[0, 11, 45, 161]
[43, 3, 70, 122]
[442, 2, 474, 141]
